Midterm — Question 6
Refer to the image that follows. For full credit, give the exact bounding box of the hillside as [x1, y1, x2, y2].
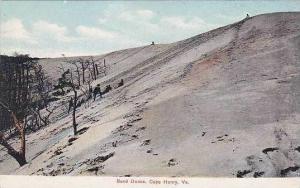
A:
[0, 12, 300, 177]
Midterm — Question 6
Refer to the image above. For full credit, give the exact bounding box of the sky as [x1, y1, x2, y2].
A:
[0, 1, 299, 58]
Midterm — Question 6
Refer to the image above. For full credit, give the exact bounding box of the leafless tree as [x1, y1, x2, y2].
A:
[97, 58, 108, 76]
[0, 54, 38, 166]
[89, 57, 97, 80]
[66, 60, 81, 86]
[59, 56, 110, 134]
[85, 57, 108, 81]
[57, 59, 78, 135]
[0, 101, 27, 166]
[77, 58, 89, 84]
[25, 64, 57, 130]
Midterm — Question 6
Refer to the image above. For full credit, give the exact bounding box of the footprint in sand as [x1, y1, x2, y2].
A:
[53, 149, 63, 156]
[136, 126, 146, 132]
[211, 134, 232, 143]
[236, 155, 268, 178]
[129, 117, 142, 123]
[167, 158, 178, 167]
[131, 135, 138, 139]
[141, 139, 151, 146]
[253, 171, 265, 178]
[68, 137, 78, 145]
[280, 166, 300, 177]
[236, 169, 251, 178]
[112, 141, 118, 147]
[77, 127, 90, 135]
[294, 146, 300, 152]
[262, 147, 279, 154]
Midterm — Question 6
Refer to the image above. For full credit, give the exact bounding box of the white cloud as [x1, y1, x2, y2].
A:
[0, 17, 145, 57]
[102, 9, 159, 37]
[1, 47, 96, 58]
[32, 20, 74, 42]
[97, 8, 217, 43]
[160, 16, 214, 30]
[0, 18, 33, 42]
[0, 19, 75, 44]
[98, 18, 107, 24]
[215, 14, 245, 23]
[119, 9, 155, 22]
[114, 35, 144, 48]
[76, 25, 117, 39]
[1, 7, 221, 58]
[136, 10, 155, 19]
[75, 25, 143, 50]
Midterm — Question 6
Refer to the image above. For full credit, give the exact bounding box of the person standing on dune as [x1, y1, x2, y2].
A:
[93, 84, 102, 101]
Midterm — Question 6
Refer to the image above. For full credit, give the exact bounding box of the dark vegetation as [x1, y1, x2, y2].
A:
[0, 54, 53, 166]
[0, 53, 123, 168]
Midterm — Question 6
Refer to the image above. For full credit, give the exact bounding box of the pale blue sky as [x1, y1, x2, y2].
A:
[1, 1, 299, 57]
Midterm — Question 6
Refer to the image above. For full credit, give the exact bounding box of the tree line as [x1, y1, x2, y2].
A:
[0, 54, 114, 168]
[0, 54, 53, 166]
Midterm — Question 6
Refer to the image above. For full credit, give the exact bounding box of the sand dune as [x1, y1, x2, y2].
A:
[1, 12, 300, 177]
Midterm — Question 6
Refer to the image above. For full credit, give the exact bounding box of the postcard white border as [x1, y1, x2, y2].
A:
[0, 176, 300, 188]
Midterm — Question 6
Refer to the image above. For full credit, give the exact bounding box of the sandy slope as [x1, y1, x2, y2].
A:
[0, 12, 300, 177]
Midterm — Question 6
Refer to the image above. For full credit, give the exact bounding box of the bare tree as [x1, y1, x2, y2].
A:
[67, 60, 81, 86]
[0, 54, 38, 166]
[24, 63, 59, 131]
[0, 101, 26, 166]
[103, 59, 107, 76]
[0, 54, 58, 167]
[95, 64, 99, 76]
[78, 58, 89, 84]
[67, 68, 79, 135]
[89, 57, 97, 80]
[97, 58, 108, 76]
[56, 63, 79, 135]
[61, 57, 95, 135]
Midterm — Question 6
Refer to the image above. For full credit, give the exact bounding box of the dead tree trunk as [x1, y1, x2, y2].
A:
[0, 102, 26, 166]
[103, 60, 107, 76]
[0, 133, 26, 166]
[76, 66, 81, 86]
[92, 61, 96, 80]
[95, 64, 99, 75]
[81, 62, 85, 84]
[72, 89, 78, 135]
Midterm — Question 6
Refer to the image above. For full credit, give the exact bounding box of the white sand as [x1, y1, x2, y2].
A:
[1, 12, 300, 177]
